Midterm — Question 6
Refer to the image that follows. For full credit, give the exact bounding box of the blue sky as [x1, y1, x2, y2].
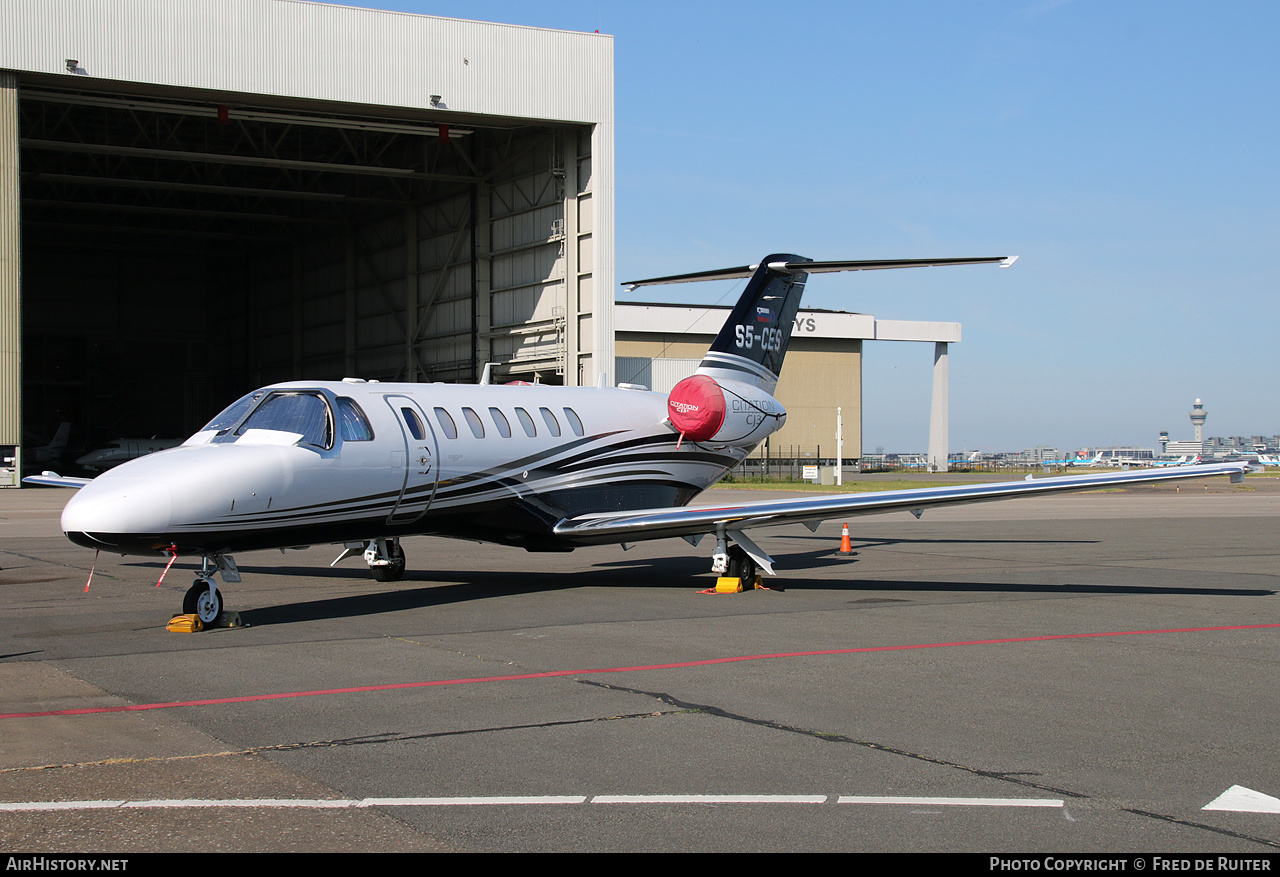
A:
[339, 1, 1278, 453]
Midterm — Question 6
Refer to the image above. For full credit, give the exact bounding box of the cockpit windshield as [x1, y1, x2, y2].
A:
[236, 392, 333, 449]
[201, 390, 266, 436]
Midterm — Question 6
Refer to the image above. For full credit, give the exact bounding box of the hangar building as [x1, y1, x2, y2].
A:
[1, 0, 614, 480]
[1, 0, 963, 483]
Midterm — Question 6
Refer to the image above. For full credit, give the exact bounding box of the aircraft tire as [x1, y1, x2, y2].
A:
[727, 547, 756, 582]
[183, 581, 223, 626]
[370, 542, 406, 582]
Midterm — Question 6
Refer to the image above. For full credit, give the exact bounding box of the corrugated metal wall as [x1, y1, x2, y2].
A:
[616, 357, 701, 393]
[245, 124, 594, 386]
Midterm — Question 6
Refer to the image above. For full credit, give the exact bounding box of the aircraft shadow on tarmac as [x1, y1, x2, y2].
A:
[123, 556, 713, 625]
[126, 542, 1274, 626]
[768, 545, 1277, 598]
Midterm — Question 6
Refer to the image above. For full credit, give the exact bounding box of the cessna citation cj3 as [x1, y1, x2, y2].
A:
[31, 253, 1250, 625]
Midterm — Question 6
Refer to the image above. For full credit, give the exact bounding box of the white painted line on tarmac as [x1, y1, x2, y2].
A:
[592, 795, 827, 804]
[0, 800, 128, 811]
[125, 798, 356, 809]
[1203, 785, 1280, 813]
[0, 793, 1065, 812]
[838, 796, 1063, 807]
[363, 796, 588, 806]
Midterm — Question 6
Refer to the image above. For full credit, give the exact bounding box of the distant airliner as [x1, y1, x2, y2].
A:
[28, 253, 1248, 625]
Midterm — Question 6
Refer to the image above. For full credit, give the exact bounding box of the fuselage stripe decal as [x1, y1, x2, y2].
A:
[201, 432, 690, 527]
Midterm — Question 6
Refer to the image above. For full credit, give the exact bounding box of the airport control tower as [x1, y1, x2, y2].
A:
[1190, 398, 1207, 445]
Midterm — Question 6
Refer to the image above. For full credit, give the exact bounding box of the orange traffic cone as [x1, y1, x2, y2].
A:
[837, 523, 857, 556]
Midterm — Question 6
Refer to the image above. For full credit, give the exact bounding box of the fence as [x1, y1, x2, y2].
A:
[720, 447, 1084, 481]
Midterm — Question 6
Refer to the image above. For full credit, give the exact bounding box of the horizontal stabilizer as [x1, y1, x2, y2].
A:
[622, 255, 1016, 290]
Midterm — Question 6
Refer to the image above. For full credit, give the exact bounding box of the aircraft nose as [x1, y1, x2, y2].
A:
[62, 476, 174, 543]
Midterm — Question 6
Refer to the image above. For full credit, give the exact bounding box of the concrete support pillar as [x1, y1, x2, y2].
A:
[0, 73, 20, 479]
[589, 122, 614, 387]
[927, 341, 949, 473]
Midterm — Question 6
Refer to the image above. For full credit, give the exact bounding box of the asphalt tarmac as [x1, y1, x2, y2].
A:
[2, 475, 1278, 853]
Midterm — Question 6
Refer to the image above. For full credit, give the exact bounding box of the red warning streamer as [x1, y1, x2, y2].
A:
[155, 545, 179, 587]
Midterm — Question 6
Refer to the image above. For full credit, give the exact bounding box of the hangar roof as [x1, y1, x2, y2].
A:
[0, 0, 613, 124]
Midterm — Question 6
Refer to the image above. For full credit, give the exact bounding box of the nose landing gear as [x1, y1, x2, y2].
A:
[180, 555, 239, 627]
[183, 578, 223, 625]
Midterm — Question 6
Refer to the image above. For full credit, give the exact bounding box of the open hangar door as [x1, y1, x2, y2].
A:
[18, 77, 594, 475]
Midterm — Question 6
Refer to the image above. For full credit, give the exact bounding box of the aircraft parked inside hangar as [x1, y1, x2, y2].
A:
[76, 437, 183, 472]
[27, 253, 1250, 625]
[26, 422, 71, 467]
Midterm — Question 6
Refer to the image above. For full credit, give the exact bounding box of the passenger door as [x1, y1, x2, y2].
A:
[384, 395, 439, 525]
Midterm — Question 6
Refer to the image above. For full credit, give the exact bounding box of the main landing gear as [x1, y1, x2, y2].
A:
[366, 538, 406, 582]
[331, 538, 406, 582]
[725, 545, 757, 582]
[707, 526, 774, 591]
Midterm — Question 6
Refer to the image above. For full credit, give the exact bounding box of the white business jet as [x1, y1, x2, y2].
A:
[29, 253, 1249, 625]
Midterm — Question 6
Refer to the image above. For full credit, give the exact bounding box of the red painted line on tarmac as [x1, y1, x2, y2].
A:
[5, 623, 1278, 720]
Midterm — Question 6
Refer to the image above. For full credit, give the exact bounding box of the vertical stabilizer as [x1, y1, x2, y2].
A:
[698, 254, 810, 393]
[49, 422, 71, 451]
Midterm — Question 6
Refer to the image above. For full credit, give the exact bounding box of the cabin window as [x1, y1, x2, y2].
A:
[400, 407, 426, 441]
[564, 408, 584, 437]
[237, 392, 332, 449]
[540, 407, 561, 437]
[462, 407, 485, 439]
[202, 390, 265, 435]
[489, 408, 512, 438]
[337, 398, 374, 441]
[515, 407, 537, 437]
[433, 407, 458, 440]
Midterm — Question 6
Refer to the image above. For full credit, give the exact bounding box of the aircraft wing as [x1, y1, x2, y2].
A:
[553, 462, 1249, 548]
[22, 471, 92, 489]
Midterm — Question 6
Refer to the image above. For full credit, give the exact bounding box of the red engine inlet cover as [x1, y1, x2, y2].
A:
[667, 374, 726, 442]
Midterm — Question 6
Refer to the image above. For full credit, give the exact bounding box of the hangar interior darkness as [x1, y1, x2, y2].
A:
[19, 76, 589, 465]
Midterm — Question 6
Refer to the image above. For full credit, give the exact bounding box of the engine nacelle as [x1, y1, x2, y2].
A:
[666, 374, 786, 448]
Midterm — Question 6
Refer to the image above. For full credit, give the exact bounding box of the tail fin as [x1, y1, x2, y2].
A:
[49, 422, 71, 451]
[697, 254, 810, 393]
